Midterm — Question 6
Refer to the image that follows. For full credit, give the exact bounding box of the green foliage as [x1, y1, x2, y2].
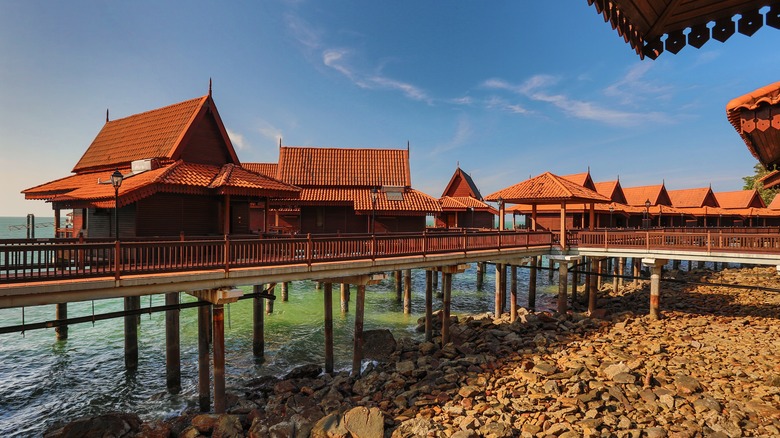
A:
[743, 163, 780, 206]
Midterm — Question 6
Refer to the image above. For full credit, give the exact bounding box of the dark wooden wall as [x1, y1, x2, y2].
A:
[180, 113, 232, 166]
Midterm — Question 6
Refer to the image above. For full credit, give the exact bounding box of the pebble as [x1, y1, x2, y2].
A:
[44, 266, 780, 437]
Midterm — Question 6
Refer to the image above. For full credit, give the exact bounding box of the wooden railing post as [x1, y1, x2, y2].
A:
[497, 231, 502, 249]
[224, 235, 230, 274]
[306, 233, 312, 265]
[604, 229, 608, 250]
[707, 231, 711, 253]
[371, 234, 377, 260]
[114, 240, 121, 281]
[462, 228, 467, 253]
[422, 230, 428, 255]
[646, 231, 650, 252]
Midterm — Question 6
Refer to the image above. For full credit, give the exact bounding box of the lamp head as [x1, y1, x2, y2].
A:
[110, 169, 124, 189]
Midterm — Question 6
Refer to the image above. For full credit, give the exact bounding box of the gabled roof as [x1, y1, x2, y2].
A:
[587, 0, 778, 59]
[72, 94, 239, 173]
[441, 167, 482, 199]
[726, 80, 780, 169]
[667, 187, 719, 208]
[439, 196, 496, 214]
[562, 171, 596, 191]
[243, 163, 279, 178]
[277, 146, 410, 187]
[769, 195, 780, 210]
[23, 161, 299, 208]
[594, 180, 628, 204]
[714, 190, 766, 209]
[622, 184, 671, 206]
[484, 172, 610, 204]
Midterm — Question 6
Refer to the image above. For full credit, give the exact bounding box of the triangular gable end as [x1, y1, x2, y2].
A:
[656, 184, 672, 206]
[441, 167, 483, 199]
[173, 95, 240, 167]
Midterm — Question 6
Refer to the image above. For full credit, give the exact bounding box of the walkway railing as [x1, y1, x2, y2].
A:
[0, 230, 553, 284]
[574, 229, 780, 254]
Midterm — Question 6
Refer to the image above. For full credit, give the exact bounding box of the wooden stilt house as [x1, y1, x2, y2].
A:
[245, 146, 441, 234]
[436, 166, 496, 229]
[23, 91, 300, 238]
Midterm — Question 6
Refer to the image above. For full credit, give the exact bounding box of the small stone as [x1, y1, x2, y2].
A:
[603, 362, 631, 380]
[396, 360, 416, 375]
[613, 372, 636, 384]
[673, 375, 701, 395]
[644, 427, 668, 438]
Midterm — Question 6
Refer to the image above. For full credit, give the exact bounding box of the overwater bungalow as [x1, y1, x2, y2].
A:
[436, 166, 496, 229]
[22, 91, 300, 238]
[245, 146, 441, 234]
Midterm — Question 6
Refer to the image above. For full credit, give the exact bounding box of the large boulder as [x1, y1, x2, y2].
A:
[45, 412, 142, 438]
[343, 406, 384, 438]
[362, 329, 397, 361]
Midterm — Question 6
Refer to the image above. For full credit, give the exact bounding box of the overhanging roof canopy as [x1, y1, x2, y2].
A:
[727, 80, 780, 169]
[587, 0, 780, 59]
[484, 172, 611, 205]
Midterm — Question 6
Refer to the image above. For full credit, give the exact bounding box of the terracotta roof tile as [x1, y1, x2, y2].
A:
[667, 187, 716, 208]
[726, 81, 780, 167]
[277, 187, 440, 214]
[769, 196, 780, 210]
[622, 184, 669, 206]
[277, 146, 410, 187]
[73, 96, 209, 172]
[439, 196, 493, 211]
[484, 172, 610, 204]
[441, 167, 483, 199]
[242, 163, 279, 178]
[714, 190, 765, 209]
[561, 171, 596, 191]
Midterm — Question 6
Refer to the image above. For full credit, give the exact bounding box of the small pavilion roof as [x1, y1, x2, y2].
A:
[714, 190, 766, 209]
[72, 94, 239, 173]
[440, 196, 497, 214]
[277, 146, 410, 187]
[769, 195, 780, 210]
[594, 179, 628, 204]
[23, 161, 300, 209]
[441, 166, 483, 199]
[484, 172, 610, 204]
[561, 170, 596, 191]
[726, 80, 780, 169]
[667, 187, 718, 208]
[622, 184, 671, 206]
[242, 162, 279, 179]
[586, 0, 780, 59]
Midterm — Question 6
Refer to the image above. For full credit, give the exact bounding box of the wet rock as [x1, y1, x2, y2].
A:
[362, 329, 397, 361]
[285, 364, 322, 380]
[47, 412, 142, 438]
[211, 415, 243, 438]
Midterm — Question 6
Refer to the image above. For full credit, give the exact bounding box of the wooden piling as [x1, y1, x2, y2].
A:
[324, 282, 333, 374]
[124, 296, 138, 370]
[588, 261, 598, 314]
[633, 258, 640, 286]
[281, 282, 289, 302]
[528, 256, 537, 310]
[340, 283, 350, 313]
[548, 258, 554, 281]
[597, 260, 603, 290]
[649, 264, 662, 320]
[213, 304, 226, 414]
[584, 257, 591, 305]
[557, 262, 568, 314]
[687, 260, 692, 271]
[432, 269, 439, 293]
[500, 264, 507, 314]
[672, 259, 680, 270]
[425, 270, 433, 342]
[494, 263, 502, 316]
[476, 262, 484, 290]
[395, 271, 402, 302]
[612, 258, 619, 293]
[55, 303, 68, 340]
[252, 285, 264, 359]
[198, 302, 210, 412]
[618, 258, 625, 288]
[352, 285, 366, 376]
[510, 265, 518, 322]
[165, 292, 181, 392]
[265, 283, 275, 315]
[571, 263, 578, 304]
[403, 269, 412, 314]
[442, 272, 452, 345]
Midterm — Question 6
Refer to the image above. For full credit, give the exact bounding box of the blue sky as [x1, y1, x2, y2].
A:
[2, 1, 779, 216]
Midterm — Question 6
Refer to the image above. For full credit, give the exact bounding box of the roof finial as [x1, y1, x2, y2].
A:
[587, 165, 590, 174]
[407, 140, 410, 152]
[457, 160, 460, 169]
[279, 137, 282, 148]
[209, 78, 212, 97]
[106, 108, 109, 123]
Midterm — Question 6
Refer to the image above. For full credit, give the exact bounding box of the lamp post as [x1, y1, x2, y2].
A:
[644, 199, 650, 229]
[497, 197, 503, 230]
[111, 169, 124, 240]
[609, 205, 614, 229]
[370, 187, 378, 234]
[468, 207, 474, 228]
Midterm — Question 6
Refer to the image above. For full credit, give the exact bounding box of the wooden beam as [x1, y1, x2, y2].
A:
[189, 288, 244, 305]
[318, 273, 386, 286]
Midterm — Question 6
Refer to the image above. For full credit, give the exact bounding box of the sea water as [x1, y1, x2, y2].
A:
[0, 217, 560, 437]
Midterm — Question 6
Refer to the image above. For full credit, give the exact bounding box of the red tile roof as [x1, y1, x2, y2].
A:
[484, 172, 610, 204]
[667, 187, 717, 208]
[24, 161, 299, 208]
[594, 180, 627, 204]
[242, 163, 279, 178]
[277, 146, 410, 187]
[622, 184, 670, 206]
[726, 81, 780, 167]
[561, 171, 596, 191]
[769, 196, 780, 210]
[439, 196, 495, 213]
[72, 95, 239, 173]
[714, 190, 765, 209]
[441, 167, 483, 199]
[275, 187, 440, 214]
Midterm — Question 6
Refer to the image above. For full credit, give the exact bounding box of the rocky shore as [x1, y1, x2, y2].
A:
[45, 266, 780, 437]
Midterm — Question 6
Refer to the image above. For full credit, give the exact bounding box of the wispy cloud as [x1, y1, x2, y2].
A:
[429, 115, 473, 156]
[603, 63, 673, 105]
[484, 96, 530, 114]
[256, 120, 283, 146]
[227, 128, 248, 151]
[284, 13, 322, 52]
[482, 74, 669, 126]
